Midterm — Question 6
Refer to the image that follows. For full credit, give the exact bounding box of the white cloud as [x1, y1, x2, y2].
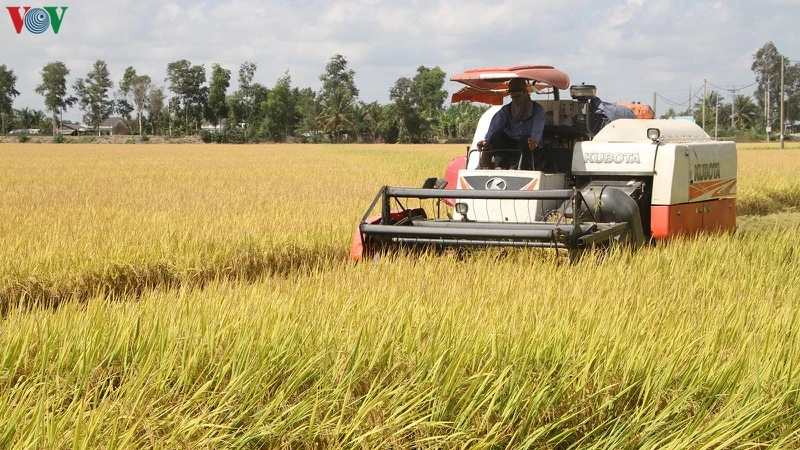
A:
[2, 0, 799, 121]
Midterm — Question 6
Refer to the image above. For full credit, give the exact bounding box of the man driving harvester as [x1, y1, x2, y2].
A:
[477, 78, 545, 170]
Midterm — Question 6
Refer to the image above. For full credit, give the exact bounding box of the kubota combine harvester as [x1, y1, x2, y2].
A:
[350, 65, 737, 260]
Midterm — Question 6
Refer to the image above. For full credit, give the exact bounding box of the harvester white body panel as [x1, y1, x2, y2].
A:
[572, 142, 657, 176]
[650, 141, 737, 205]
[454, 170, 565, 222]
[572, 119, 737, 206]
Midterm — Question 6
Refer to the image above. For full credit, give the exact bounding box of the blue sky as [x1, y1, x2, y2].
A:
[3, 0, 799, 121]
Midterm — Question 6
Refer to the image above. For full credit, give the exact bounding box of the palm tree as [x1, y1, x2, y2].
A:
[731, 95, 759, 129]
[320, 87, 356, 142]
[13, 107, 46, 130]
[352, 101, 382, 143]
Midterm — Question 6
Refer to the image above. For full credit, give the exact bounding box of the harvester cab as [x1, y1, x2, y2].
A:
[350, 65, 737, 261]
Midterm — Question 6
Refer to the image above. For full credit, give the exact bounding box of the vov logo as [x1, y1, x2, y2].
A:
[6, 6, 68, 34]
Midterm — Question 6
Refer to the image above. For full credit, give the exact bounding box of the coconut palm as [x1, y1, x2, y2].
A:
[731, 95, 759, 129]
[319, 87, 356, 142]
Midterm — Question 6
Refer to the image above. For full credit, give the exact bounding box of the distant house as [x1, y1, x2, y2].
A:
[9, 128, 41, 135]
[59, 122, 88, 136]
[98, 117, 131, 135]
[201, 119, 226, 132]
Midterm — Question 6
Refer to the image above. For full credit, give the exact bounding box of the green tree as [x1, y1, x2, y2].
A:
[317, 54, 359, 140]
[752, 42, 800, 131]
[377, 103, 400, 143]
[115, 97, 133, 121]
[389, 76, 421, 142]
[412, 66, 447, 141]
[752, 42, 783, 126]
[35, 61, 75, 135]
[320, 87, 356, 141]
[731, 94, 759, 129]
[74, 60, 115, 135]
[205, 63, 230, 127]
[227, 61, 268, 132]
[412, 66, 447, 118]
[319, 54, 359, 103]
[0, 64, 20, 134]
[120, 67, 152, 136]
[288, 87, 313, 138]
[295, 89, 323, 141]
[388, 66, 448, 142]
[353, 101, 382, 142]
[12, 107, 46, 130]
[439, 101, 487, 140]
[166, 59, 207, 132]
[146, 86, 166, 136]
[260, 71, 293, 142]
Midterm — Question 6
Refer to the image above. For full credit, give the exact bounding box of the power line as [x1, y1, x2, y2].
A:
[656, 93, 689, 107]
[656, 84, 705, 108]
[706, 80, 758, 93]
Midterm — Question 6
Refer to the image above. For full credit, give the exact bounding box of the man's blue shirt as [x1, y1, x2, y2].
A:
[485, 100, 545, 142]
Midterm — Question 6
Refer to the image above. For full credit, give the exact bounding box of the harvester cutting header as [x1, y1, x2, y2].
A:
[350, 65, 737, 260]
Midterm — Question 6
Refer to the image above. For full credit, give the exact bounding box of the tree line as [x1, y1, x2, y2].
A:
[0, 54, 486, 143]
[0, 43, 797, 143]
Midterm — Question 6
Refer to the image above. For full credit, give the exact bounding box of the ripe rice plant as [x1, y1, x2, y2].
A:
[1, 143, 800, 448]
[0, 144, 459, 311]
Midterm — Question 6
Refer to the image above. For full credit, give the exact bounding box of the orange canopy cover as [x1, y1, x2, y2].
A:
[450, 65, 571, 105]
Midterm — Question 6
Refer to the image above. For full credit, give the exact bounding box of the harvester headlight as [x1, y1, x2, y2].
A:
[455, 202, 469, 216]
[647, 128, 661, 142]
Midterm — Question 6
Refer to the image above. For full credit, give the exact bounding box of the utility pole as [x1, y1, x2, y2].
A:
[766, 76, 771, 142]
[781, 55, 785, 149]
[731, 86, 736, 129]
[715, 95, 719, 140]
[653, 92, 657, 117]
[702, 79, 707, 131]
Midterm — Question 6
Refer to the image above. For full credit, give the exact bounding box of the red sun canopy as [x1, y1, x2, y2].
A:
[450, 65, 571, 105]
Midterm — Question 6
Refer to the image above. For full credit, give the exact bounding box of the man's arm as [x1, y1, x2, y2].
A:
[528, 102, 545, 148]
[485, 106, 509, 140]
[478, 106, 509, 149]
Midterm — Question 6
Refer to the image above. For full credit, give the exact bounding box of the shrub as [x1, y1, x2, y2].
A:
[201, 129, 248, 144]
[52, 134, 65, 143]
[226, 128, 248, 144]
[18, 135, 30, 143]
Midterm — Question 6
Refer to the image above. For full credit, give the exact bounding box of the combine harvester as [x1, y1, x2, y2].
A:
[350, 65, 737, 260]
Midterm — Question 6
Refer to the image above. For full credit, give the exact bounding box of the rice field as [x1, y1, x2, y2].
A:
[1, 142, 800, 448]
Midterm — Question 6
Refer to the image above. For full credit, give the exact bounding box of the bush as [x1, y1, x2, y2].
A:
[298, 131, 324, 144]
[18, 135, 29, 143]
[52, 134, 65, 143]
[140, 134, 150, 142]
[227, 128, 248, 144]
[201, 129, 248, 144]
